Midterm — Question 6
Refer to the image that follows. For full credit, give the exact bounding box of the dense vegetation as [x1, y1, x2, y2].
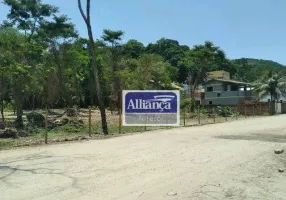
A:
[232, 58, 286, 82]
[0, 0, 285, 132]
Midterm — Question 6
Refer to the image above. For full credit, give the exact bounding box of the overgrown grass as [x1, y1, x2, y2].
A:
[1, 108, 271, 150]
[108, 125, 145, 134]
[35, 124, 89, 139]
[0, 139, 14, 148]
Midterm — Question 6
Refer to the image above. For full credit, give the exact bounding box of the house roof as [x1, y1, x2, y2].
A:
[207, 78, 252, 86]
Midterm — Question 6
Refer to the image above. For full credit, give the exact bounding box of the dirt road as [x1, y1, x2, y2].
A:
[1, 115, 286, 200]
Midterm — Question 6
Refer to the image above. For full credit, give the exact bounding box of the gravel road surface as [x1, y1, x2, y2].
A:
[1, 115, 286, 200]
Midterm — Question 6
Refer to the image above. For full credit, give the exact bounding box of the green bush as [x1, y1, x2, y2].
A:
[4, 101, 15, 111]
[180, 98, 193, 109]
[223, 106, 236, 115]
[0, 128, 18, 138]
[26, 112, 45, 127]
[66, 108, 77, 117]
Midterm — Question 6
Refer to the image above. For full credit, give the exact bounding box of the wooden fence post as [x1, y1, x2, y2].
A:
[119, 109, 122, 134]
[45, 107, 48, 144]
[244, 104, 247, 118]
[183, 108, 186, 127]
[118, 90, 123, 133]
[252, 105, 255, 117]
[198, 106, 201, 125]
[144, 113, 147, 131]
[213, 107, 216, 123]
[89, 107, 91, 137]
[268, 100, 271, 115]
[165, 113, 168, 129]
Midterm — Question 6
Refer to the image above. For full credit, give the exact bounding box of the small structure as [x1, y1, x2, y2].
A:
[202, 78, 255, 105]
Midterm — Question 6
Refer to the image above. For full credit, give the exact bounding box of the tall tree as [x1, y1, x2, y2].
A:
[146, 38, 189, 82]
[0, 47, 9, 121]
[123, 39, 145, 59]
[78, 0, 108, 134]
[39, 14, 78, 107]
[101, 29, 124, 107]
[118, 54, 176, 90]
[2, 0, 58, 42]
[0, 27, 42, 127]
[180, 41, 231, 100]
[101, 29, 124, 47]
[232, 58, 249, 81]
[2, 0, 77, 126]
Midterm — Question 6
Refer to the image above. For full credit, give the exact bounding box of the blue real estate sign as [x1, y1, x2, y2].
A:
[122, 90, 180, 126]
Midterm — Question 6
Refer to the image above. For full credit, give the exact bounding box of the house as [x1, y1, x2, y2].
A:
[202, 78, 255, 105]
[182, 70, 256, 105]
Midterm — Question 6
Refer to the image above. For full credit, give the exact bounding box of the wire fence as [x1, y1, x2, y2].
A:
[34, 102, 275, 144]
[1, 102, 282, 146]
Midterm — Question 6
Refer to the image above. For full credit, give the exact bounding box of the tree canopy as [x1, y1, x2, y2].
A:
[1, 0, 285, 129]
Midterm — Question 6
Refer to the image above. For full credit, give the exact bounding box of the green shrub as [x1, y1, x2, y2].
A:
[180, 99, 193, 109]
[26, 112, 45, 127]
[66, 108, 77, 117]
[0, 128, 18, 138]
[4, 101, 15, 111]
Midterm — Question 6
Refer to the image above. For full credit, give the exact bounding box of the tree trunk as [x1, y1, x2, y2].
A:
[15, 99, 24, 128]
[0, 99, 4, 122]
[112, 48, 122, 108]
[190, 85, 197, 111]
[32, 94, 35, 111]
[90, 37, 108, 134]
[51, 42, 69, 107]
[78, 0, 108, 134]
[12, 84, 24, 128]
[0, 73, 5, 122]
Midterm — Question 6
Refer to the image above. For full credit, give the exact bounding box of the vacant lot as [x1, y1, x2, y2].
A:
[1, 108, 247, 149]
[1, 115, 286, 200]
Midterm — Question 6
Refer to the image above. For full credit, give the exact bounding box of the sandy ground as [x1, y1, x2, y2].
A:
[1, 115, 286, 200]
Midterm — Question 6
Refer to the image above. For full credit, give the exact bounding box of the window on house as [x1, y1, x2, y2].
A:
[209, 101, 213, 105]
[224, 84, 228, 91]
[207, 87, 213, 92]
[217, 93, 221, 97]
[231, 85, 238, 91]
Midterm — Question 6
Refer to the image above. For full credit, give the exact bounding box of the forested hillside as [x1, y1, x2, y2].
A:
[232, 58, 286, 82]
[245, 58, 285, 69]
[0, 0, 285, 129]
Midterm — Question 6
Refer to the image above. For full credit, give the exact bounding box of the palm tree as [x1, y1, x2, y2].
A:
[101, 29, 124, 47]
[254, 74, 286, 101]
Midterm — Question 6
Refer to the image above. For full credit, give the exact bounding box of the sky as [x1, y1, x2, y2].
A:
[1, 0, 286, 65]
